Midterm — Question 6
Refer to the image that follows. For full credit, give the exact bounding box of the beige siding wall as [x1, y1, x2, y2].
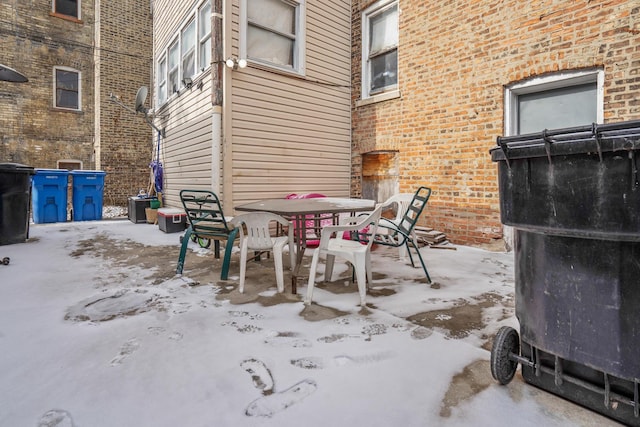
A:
[152, 0, 216, 209]
[153, 0, 353, 213]
[160, 109, 214, 208]
[225, 0, 352, 210]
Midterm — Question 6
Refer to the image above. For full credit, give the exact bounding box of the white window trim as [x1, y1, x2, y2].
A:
[239, 0, 306, 76]
[360, 0, 398, 101]
[156, 0, 212, 106]
[181, 19, 196, 81]
[198, 0, 212, 72]
[57, 159, 83, 170]
[53, 66, 81, 111]
[167, 38, 180, 95]
[52, 0, 81, 20]
[504, 69, 604, 136]
[158, 56, 167, 104]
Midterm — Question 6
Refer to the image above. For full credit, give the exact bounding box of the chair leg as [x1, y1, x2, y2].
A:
[305, 249, 321, 305]
[273, 246, 285, 293]
[365, 251, 373, 286]
[409, 240, 431, 283]
[176, 227, 193, 274]
[405, 241, 416, 267]
[398, 243, 408, 259]
[353, 255, 368, 306]
[239, 241, 248, 293]
[220, 229, 238, 280]
[287, 241, 295, 271]
[324, 254, 335, 283]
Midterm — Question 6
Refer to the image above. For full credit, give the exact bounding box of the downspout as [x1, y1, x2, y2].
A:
[211, 0, 223, 196]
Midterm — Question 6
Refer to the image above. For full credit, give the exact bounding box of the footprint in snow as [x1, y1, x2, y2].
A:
[241, 358, 274, 395]
[110, 338, 140, 366]
[245, 379, 317, 418]
[241, 358, 317, 417]
[37, 409, 75, 427]
[291, 351, 394, 370]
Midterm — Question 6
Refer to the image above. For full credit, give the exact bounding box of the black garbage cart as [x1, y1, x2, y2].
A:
[490, 120, 640, 426]
[0, 163, 35, 246]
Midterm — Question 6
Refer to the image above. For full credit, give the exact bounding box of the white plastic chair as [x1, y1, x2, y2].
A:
[376, 193, 415, 258]
[305, 205, 382, 307]
[230, 212, 295, 293]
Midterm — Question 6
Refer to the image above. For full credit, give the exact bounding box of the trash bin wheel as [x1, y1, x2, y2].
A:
[2, 257, 9, 265]
[491, 326, 520, 385]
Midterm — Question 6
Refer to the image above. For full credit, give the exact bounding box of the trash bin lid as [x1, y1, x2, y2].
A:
[69, 170, 107, 175]
[35, 168, 70, 176]
[0, 163, 35, 174]
[490, 120, 640, 162]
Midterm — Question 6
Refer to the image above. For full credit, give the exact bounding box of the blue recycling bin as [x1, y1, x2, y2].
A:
[70, 170, 107, 221]
[32, 169, 69, 224]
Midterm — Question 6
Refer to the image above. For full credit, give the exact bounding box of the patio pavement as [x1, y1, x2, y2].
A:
[0, 219, 625, 426]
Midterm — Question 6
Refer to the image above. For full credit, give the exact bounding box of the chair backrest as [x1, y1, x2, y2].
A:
[284, 192, 332, 246]
[359, 205, 383, 251]
[231, 212, 289, 251]
[320, 205, 383, 251]
[179, 189, 234, 238]
[396, 186, 431, 236]
[383, 193, 414, 223]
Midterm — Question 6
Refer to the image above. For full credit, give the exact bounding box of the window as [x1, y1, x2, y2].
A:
[505, 69, 604, 136]
[168, 40, 180, 95]
[182, 20, 196, 82]
[199, 1, 212, 71]
[241, 0, 305, 73]
[53, 0, 79, 19]
[158, 57, 167, 104]
[57, 159, 82, 170]
[54, 67, 80, 110]
[156, 1, 212, 105]
[361, 0, 398, 99]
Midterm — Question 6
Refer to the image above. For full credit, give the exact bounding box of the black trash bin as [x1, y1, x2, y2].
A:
[489, 120, 640, 426]
[0, 163, 35, 245]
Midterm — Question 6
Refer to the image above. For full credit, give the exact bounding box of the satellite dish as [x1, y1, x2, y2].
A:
[135, 86, 148, 114]
[0, 64, 28, 83]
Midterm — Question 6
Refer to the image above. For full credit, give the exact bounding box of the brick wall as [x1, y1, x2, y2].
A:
[0, 1, 96, 170]
[0, 1, 152, 208]
[96, 1, 153, 206]
[351, 0, 640, 245]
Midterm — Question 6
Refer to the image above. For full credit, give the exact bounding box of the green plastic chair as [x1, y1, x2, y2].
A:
[176, 189, 239, 280]
[354, 186, 432, 283]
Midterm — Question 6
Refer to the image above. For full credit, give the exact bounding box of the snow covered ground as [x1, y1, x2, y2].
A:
[0, 220, 623, 426]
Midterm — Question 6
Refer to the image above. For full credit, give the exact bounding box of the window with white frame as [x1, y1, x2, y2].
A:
[167, 40, 180, 95]
[241, 0, 305, 73]
[156, 0, 212, 105]
[182, 20, 196, 82]
[361, 0, 398, 99]
[53, 0, 80, 19]
[54, 67, 80, 110]
[504, 69, 604, 136]
[158, 57, 167, 104]
[199, 1, 212, 71]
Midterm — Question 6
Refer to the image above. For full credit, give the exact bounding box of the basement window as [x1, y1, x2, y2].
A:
[504, 69, 604, 136]
[57, 160, 82, 170]
[53, 0, 80, 20]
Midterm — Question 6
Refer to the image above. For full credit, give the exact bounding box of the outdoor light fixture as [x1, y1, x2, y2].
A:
[225, 57, 247, 70]
[182, 77, 193, 88]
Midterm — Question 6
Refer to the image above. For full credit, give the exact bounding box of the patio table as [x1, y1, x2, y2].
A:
[235, 197, 376, 294]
